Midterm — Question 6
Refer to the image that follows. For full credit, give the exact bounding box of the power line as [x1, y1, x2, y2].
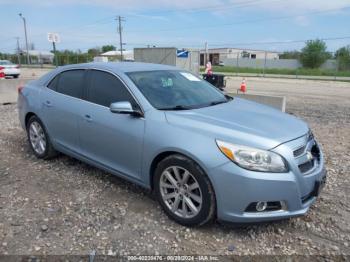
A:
[128, 6, 350, 33]
[207, 36, 350, 47]
[128, 0, 270, 16]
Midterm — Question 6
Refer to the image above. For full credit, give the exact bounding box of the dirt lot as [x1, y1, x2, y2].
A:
[0, 76, 349, 257]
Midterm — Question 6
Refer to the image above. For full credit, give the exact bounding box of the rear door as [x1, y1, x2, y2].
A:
[41, 69, 87, 153]
[78, 69, 145, 180]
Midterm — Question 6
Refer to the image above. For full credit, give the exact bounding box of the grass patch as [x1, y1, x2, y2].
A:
[201, 66, 350, 77]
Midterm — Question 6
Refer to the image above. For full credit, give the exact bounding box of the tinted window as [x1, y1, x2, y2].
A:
[47, 75, 59, 90]
[56, 70, 85, 98]
[88, 70, 135, 107]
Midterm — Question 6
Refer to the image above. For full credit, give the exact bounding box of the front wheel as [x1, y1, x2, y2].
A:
[154, 154, 216, 227]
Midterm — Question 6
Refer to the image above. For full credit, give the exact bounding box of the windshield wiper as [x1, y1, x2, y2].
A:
[158, 105, 192, 111]
[209, 100, 228, 106]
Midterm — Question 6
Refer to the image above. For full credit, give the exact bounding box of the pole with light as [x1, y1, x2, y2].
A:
[18, 13, 30, 65]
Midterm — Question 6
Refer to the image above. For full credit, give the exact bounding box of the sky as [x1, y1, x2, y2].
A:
[0, 0, 349, 54]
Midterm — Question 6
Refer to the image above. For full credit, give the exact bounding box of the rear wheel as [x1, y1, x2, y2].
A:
[13, 75, 19, 79]
[26, 115, 57, 159]
[154, 154, 216, 227]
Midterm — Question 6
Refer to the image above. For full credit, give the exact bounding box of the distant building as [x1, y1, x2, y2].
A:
[200, 48, 279, 66]
[100, 50, 134, 61]
[22, 50, 54, 64]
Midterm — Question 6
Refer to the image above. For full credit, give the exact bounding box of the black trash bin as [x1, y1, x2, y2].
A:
[202, 74, 226, 90]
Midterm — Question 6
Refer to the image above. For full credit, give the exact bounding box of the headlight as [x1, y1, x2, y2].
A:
[216, 140, 288, 173]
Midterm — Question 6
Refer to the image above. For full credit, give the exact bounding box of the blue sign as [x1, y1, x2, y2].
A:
[177, 50, 189, 58]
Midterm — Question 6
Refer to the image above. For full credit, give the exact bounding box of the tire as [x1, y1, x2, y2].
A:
[13, 75, 19, 79]
[26, 115, 57, 159]
[154, 154, 216, 227]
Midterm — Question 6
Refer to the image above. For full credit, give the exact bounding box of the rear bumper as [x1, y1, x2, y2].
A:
[4, 69, 20, 76]
[209, 159, 326, 223]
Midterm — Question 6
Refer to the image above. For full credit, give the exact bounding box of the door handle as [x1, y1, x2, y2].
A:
[84, 114, 92, 122]
[44, 101, 52, 107]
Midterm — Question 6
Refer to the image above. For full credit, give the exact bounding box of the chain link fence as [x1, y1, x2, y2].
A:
[201, 50, 350, 80]
[1, 50, 349, 80]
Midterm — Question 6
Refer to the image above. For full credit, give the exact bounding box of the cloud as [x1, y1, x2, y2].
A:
[294, 16, 310, 27]
[126, 13, 169, 21]
[246, 0, 350, 13]
[3, 0, 349, 15]
[1, 0, 224, 10]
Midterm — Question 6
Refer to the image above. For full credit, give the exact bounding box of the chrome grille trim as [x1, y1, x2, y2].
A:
[293, 145, 306, 158]
[292, 132, 320, 175]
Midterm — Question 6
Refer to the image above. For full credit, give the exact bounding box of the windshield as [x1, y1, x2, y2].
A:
[0, 60, 12, 65]
[127, 70, 229, 110]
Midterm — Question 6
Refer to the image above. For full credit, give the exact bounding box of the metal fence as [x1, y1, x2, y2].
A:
[0, 53, 96, 67]
[201, 50, 350, 79]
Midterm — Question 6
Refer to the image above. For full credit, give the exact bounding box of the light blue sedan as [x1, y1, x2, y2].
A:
[17, 62, 327, 226]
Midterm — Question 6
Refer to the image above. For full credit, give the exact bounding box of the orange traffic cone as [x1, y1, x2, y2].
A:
[240, 78, 247, 93]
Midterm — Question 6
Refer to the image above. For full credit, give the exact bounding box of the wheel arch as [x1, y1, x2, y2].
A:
[25, 112, 37, 127]
[149, 150, 213, 191]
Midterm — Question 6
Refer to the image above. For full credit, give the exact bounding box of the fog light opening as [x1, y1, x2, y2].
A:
[256, 201, 267, 212]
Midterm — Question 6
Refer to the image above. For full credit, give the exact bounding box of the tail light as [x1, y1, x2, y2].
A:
[15, 65, 20, 69]
[0, 66, 4, 71]
[18, 85, 25, 94]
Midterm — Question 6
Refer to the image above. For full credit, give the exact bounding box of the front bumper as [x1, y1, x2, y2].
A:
[209, 147, 326, 223]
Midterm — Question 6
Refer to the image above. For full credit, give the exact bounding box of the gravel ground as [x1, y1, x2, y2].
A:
[0, 77, 349, 257]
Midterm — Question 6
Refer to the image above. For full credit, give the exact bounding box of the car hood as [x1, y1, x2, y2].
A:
[165, 98, 309, 150]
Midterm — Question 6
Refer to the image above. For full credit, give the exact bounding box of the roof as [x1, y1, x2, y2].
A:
[101, 50, 133, 56]
[200, 48, 280, 54]
[57, 62, 179, 73]
[23, 50, 54, 57]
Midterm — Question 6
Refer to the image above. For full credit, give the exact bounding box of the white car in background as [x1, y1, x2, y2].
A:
[0, 60, 20, 78]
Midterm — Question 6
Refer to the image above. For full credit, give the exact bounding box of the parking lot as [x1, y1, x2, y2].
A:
[0, 73, 349, 256]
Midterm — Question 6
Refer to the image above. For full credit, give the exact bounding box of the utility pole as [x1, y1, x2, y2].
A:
[19, 13, 30, 65]
[52, 41, 57, 67]
[204, 42, 208, 66]
[15, 37, 21, 65]
[116, 16, 125, 61]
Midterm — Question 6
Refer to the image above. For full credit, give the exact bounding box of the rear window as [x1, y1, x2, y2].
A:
[56, 70, 85, 99]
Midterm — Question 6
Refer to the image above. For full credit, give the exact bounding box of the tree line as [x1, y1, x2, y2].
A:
[279, 40, 350, 70]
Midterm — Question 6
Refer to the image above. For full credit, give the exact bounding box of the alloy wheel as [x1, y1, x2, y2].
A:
[29, 121, 46, 155]
[159, 166, 202, 218]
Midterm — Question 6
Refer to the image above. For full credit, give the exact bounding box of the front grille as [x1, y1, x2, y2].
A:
[293, 132, 320, 175]
[308, 131, 314, 141]
[299, 160, 314, 173]
[293, 146, 306, 157]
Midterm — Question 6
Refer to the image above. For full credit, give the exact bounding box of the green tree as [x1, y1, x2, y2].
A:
[335, 45, 350, 71]
[87, 47, 101, 57]
[101, 45, 116, 53]
[300, 39, 331, 68]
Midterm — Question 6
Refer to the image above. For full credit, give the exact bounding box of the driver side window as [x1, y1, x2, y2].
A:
[87, 70, 136, 108]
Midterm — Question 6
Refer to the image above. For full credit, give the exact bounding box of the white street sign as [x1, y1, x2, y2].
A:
[47, 33, 60, 43]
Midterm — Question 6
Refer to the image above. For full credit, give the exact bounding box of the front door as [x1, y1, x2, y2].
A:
[78, 69, 145, 180]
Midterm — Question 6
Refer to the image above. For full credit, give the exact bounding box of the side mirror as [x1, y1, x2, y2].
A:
[110, 101, 143, 117]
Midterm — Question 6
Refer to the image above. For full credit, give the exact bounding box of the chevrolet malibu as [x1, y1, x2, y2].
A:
[18, 62, 327, 226]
